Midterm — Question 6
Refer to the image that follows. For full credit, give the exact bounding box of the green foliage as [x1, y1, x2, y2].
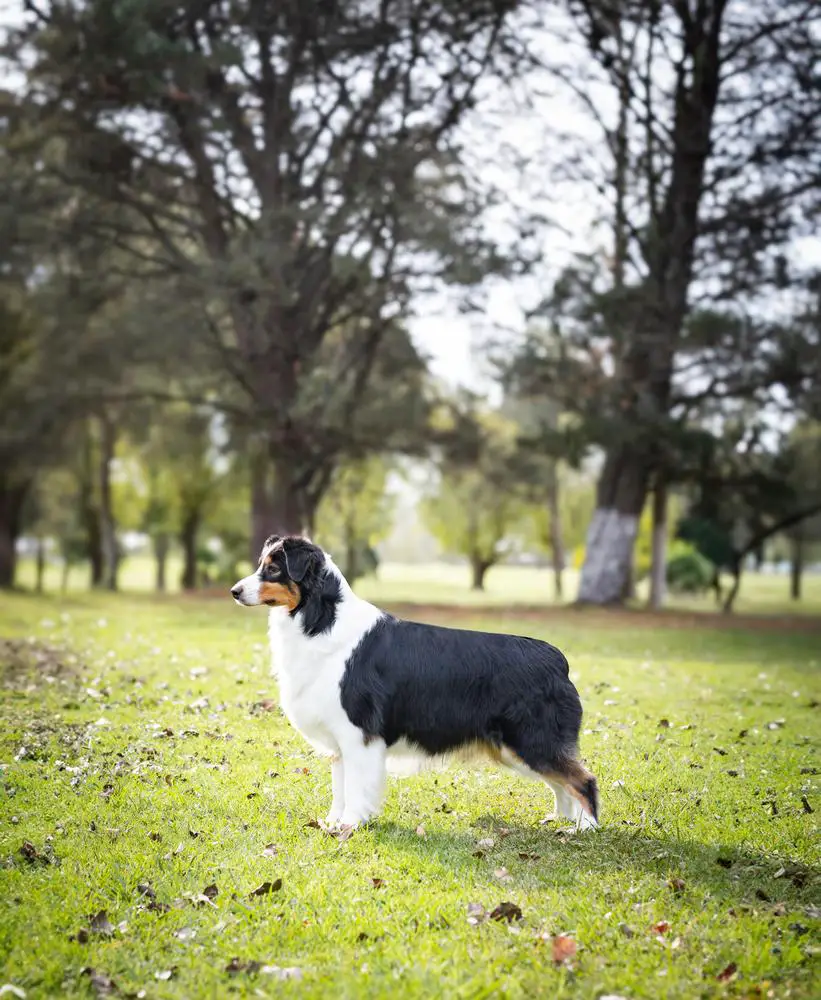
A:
[420, 410, 529, 574]
[315, 457, 396, 583]
[666, 542, 714, 594]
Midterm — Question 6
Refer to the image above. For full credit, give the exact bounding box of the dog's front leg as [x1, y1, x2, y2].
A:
[325, 755, 346, 826]
[338, 733, 386, 828]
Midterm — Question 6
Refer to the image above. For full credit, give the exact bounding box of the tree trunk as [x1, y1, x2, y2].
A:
[578, 446, 650, 604]
[250, 452, 276, 561]
[722, 566, 741, 613]
[648, 480, 667, 610]
[546, 464, 565, 601]
[154, 533, 170, 593]
[790, 533, 803, 601]
[98, 413, 118, 592]
[470, 556, 491, 591]
[35, 537, 46, 593]
[0, 480, 27, 589]
[180, 513, 200, 591]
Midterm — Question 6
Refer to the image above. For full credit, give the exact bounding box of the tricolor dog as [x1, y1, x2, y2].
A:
[232, 535, 598, 831]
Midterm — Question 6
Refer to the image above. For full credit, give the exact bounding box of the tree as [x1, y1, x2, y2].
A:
[11, 1, 527, 549]
[315, 457, 396, 585]
[521, 0, 821, 603]
[678, 423, 821, 611]
[421, 408, 528, 591]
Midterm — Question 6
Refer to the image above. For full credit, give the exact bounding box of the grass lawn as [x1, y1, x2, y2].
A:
[15, 555, 821, 617]
[1, 591, 819, 999]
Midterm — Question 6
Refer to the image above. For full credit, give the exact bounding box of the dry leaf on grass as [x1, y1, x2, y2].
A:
[489, 902, 522, 923]
[249, 879, 282, 898]
[716, 962, 738, 981]
[550, 934, 577, 964]
[651, 920, 671, 936]
[81, 968, 117, 997]
[88, 911, 114, 937]
[225, 958, 261, 975]
[466, 902, 487, 925]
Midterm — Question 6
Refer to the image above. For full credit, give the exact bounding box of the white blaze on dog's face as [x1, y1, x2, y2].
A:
[231, 535, 302, 610]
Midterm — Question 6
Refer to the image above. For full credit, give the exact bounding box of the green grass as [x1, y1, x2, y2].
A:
[1, 591, 819, 999]
[15, 555, 821, 616]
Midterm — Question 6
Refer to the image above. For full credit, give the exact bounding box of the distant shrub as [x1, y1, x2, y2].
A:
[666, 543, 714, 593]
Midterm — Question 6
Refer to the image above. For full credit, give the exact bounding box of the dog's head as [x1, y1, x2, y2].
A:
[231, 535, 326, 611]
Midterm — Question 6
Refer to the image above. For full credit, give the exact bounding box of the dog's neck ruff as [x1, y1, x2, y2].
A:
[267, 559, 384, 673]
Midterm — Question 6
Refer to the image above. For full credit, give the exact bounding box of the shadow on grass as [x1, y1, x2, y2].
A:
[370, 819, 819, 911]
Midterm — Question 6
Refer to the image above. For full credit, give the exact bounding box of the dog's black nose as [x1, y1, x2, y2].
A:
[230, 585, 242, 599]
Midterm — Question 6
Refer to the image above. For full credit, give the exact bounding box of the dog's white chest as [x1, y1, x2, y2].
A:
[267, 599, 383, 755]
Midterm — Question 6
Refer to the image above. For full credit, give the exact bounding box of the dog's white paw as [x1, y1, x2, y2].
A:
[574, 812, 599, 832]
[338, 811, 376, 829]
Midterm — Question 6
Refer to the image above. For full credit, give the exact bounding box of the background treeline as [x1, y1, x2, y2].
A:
[2, 0, 820, 611]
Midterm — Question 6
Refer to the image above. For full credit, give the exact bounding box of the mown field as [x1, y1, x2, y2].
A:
[0, 587, 819, 999]
[15, 554, 821, 616]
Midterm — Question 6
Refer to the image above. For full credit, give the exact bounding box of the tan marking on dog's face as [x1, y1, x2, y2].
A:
[259, 579, 301, 610]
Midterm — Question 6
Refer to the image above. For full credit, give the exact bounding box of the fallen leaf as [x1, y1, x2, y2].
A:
[713, 747, 728, 756]
[225, 958, 262, 975]
[173, 926, 196, 941]
[477, 838, 495, 850]
[304, 819, 321, 829]
[249, 879, 282, 898]
[667, 878, 686, 893]
[415, 825, 426, 838]
[154, 968, 176, 981]
[136, 883, 156, 901]
[19, 841, 48, 865]
[489, 901, 522, 923]
[370, 878, 385, 889]
[716, 962, 738, 982]
[0, 986, 27, 999]
[651, 921, 671, 935]
[262, 843, 279, 857]
[88, 910, 114, 937]
[658, 718, 671, 728]
[493, 867, 512, 882]
[148, 832, 162, 842]
[259, 965, 303, 980]
[188, 829, 200, 839]
[619, 923, 634, 938]
[766, 720, 785, 730]
[203, 883, 219, 901]
[550, 934, 577, 964]
[518, 852, 541, 861]
[81, 968, 117, 997]
[801, 796, 813, 814]
[466, 902, 486, 925]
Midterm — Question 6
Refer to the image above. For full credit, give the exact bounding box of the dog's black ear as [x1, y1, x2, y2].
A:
[283, 539, 322, 583]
